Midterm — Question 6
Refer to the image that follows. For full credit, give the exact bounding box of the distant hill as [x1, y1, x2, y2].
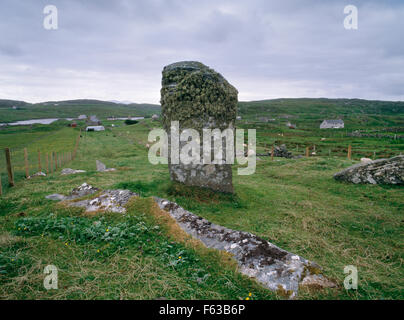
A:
[0, 99, 161, 122]
[1, 97, 403, 129]
[238, 98, 404, 129]
[0, 99, 30, 109]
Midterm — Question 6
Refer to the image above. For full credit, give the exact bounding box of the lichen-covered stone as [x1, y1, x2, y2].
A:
[45, 183, 137, 213]
[334, 155, 404, 185]
[161, 61, 238, 193]
[154, 197, 335, 298]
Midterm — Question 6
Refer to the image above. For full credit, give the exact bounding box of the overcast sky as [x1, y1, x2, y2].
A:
[0, 0, 403, 104]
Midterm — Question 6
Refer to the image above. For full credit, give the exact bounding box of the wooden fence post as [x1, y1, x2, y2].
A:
[24, 148, 29, 178]
[50, 152, 53, 173]
[38, 150, 41, 172]
[271, 145, 274, 161]
[46, 153, 49, 175]
[306, 147, 309, 157]
[348, 145, 352, 160]
[5, 148, 14, 187]
[54, 152, 58, 170]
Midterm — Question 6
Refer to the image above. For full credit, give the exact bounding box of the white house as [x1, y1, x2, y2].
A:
[320, 119, 344, 129]
[78, 115, 87, 120]
[86, 126, 105, 132]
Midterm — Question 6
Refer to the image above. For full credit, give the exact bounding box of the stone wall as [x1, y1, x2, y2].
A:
[161, 61, 238, 193]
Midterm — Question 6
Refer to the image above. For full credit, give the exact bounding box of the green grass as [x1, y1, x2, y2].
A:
[0, 116, 403, 300]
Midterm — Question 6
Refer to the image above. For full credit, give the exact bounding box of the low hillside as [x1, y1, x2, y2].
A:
[239, 98, 404, 129]
[0, 99, 161, 123]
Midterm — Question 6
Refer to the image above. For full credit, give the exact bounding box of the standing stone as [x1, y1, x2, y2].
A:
[96, 160, 107, 172]
[161, 61, 238, 193]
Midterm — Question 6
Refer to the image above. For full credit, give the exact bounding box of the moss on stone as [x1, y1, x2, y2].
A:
[161, 61, 238, 132]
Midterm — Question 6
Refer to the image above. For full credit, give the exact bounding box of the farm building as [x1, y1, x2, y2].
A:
[86, 126, 105, 132]
[320, 119, 344, 129]
[78, 115, 87, 120]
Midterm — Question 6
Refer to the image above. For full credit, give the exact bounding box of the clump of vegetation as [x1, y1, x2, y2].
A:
[124, 119, 138, 125]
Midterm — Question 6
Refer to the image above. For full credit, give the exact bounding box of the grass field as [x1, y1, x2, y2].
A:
[0, 116, 403, 300]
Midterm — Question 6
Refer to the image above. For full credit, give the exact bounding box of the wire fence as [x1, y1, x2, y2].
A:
[0, 131, 81, 196]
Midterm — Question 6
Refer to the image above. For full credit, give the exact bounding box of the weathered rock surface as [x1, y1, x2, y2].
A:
[45, 183, 99, 201]
[96, 160, 116, 172]
[28, 171, 46, 178]
[45, 193, 66, 201]
[360, 157, 373, 164]
[161, 61, 238, 193]
[61, 168, 86, 175]
[334, 155, 404, 185]
[45, 183, 334, 296]
[45, 183, 137, 213]
[154, 197, 335, 298]
[70, 189, 136, 213]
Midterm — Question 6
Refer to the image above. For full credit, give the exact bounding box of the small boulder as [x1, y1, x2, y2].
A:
[334, 155, 404, 185]
[96, 160, 116, 172]
[361, 157, 373, 164]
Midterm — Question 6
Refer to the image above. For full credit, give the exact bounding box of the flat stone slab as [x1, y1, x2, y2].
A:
[45, 183, 99, 201]
[45, 183, 334, 297]
[61, 168, 86, 175]
[45, 183, 137, 213]
[28, 171, 47, 178]
[69, 189, 137, 213]
[154, 197, 335, 298]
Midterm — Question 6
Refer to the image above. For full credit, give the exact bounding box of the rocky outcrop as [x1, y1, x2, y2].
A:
[69, 189, 136, 213]
[154, 197, 335, 298]
[45, 183, 137, 213]
[334, 155, 404, 185]
[45, 183, 99, 201]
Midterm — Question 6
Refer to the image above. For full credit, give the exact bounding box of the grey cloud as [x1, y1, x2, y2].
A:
[0, 0, 403, 103]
